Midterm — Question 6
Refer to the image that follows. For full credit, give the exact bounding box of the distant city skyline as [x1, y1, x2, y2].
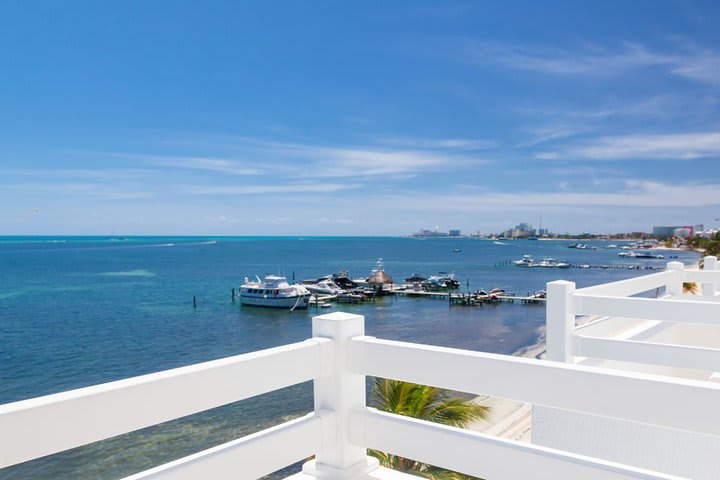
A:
[1, 1, 720, 235]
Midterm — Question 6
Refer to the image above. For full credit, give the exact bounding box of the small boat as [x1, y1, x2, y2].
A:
[569, 243, 597, 250]
[453, 248, 462, 252]
[332, 271, 358, 290]
[337, 291, 364, 303]
[405, 274, 427, 283]
[537, 258, 558, 268]
[240, 275, 311, 309]
[556, 262, 571, 268]
[513, 255, 534, 267]
[489, 288, 505, 294]
[305, 280, 343, 296]
[425, 272, 460, 289]
[633, 252, 664, 259]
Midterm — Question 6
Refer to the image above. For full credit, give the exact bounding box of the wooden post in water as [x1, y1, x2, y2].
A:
[231, 288, 236, 302]
[193, 296, 197, 308]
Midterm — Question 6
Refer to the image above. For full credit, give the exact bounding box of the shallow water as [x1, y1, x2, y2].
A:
[0, 236, 699, 479]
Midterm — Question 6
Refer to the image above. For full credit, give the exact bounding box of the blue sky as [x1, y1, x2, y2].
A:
[1, 0, 720, 235]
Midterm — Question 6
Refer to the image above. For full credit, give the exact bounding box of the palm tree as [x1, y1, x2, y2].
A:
[370, 378, 490, 479]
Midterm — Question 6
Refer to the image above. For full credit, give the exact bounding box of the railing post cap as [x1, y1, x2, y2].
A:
[666, 261, 684, 270]
[312, 311, 365, 339]
[313, 311, 364, 322]
[547, 280, 576, 290]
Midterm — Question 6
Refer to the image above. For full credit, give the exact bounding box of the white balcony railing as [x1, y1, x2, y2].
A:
[547, 256, 720, 370]
[2, 305, 720, 479]
[540, 255, 720, 479]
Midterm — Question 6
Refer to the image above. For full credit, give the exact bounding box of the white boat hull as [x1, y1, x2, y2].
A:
[305, 286, 342, 296]
[240, 294, 310, 309]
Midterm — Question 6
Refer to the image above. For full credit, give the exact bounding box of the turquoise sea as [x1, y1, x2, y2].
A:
[0, 236, 700, 479]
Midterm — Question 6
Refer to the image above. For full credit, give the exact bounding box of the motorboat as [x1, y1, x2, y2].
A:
[303, 271, 358, 290]
[556, 262, 571, 268]
[537, 258, 558, 268]
[305, 280, 343, 296]
[425, 272, 460, 289]
[405, 274, 427, 283]
[513, 255, 534, 267]
[568, 243, 597, 250]
[633, 252, 664, 259]
[240, 275, 310, 309]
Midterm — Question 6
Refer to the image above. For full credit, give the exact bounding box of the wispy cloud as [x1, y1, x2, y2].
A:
[533, 152, 559, 160]
[1, 182, 151, 200]
[465, 41, 720, 85]
[518, 125, 593, 147]
[370, 180, 720, 212]
[566, 131, 720, 160]
[377, 136, 496, 150]
[106, 153, 266, 176]
[186, 183, 362, 195]
[148, 136, 491, 179]
[0, 168, 150, 179]
[518, 95, 702, 121]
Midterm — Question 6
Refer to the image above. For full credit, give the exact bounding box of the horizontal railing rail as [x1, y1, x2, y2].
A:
[363, 409, 681, 480]
[0, 339, 329, 468]
[349, 336, 720, 436]
[122, 413, 326, 480]
[573, 295, 720, 324]
[575, 335, 720, 372]
[573, 270, 674, 297]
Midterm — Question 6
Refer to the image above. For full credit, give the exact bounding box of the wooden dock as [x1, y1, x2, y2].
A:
[448, 293, 545, 306]
[395, 289, 545, 305]
[307, 286, 546, 308]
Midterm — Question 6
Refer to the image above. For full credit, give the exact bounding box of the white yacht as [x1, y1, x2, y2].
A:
[239, 275, 311, 309]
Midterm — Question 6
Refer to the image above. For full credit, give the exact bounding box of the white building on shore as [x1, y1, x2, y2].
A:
[1, 258, 718, 479]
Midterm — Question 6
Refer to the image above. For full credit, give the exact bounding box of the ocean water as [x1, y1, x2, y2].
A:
[0, 237, 699, 479]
